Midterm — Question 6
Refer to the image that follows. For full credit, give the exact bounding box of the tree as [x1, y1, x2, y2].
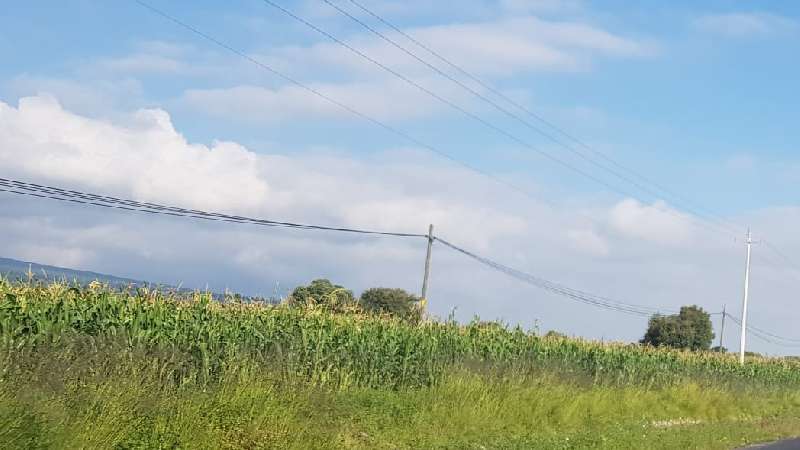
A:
[359, 288, 420, 320]
[640, 305, 714, 351]
[544, 330, 567, 339]
[289, 279, 354, 310]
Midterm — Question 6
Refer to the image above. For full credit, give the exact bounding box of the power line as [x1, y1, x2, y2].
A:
[135, 0, 799, 267]
[725, 313, 800, 348]
[0, 177, 426, 238]
[728, 313, 800, 344]
[132, 0, 590, 220]
[8, 176, 796, 351]
[434, 236, 679, 317]
[325, 0, 743, 237]
[133, 0, 743, 252]
[128, 1, 800, 340]
[258, 0, 742, 241]
[1, 176, 674, 318]
[762, 240, 800, 274]
[333, 0, 800, 294]
[749, 247, 800, 290]
[343, 0, 741, 234]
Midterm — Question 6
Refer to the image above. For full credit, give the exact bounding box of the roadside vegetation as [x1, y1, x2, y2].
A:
[1, 277, 799, 449]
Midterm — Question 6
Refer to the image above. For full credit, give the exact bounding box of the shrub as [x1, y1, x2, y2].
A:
[359, 287, 421, 320]
[641, 305, 714, 351]
[288, 279, 354, 311]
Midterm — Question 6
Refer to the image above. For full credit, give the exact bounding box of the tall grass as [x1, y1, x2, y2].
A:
[2, 278, 798, 390]
[2, 338, 800, 449]
[4, 279, 800, 448]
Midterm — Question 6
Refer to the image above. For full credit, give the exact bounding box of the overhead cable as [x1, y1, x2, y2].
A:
[2, 176, 677, 319]
[434, 236, 678, 317]
[325, 0, 742, 236]
[0, 177, 426, 238]
[133, 0, 578, 216]
[725, 313, 800, 348]
[260, 0, 740, 240]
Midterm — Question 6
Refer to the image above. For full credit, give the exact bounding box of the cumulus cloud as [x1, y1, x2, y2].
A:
[0, 95, 528, 241]
[2, 95, 799, 355]
[567, 228, 609, 256]
[608, 199, 693, 245]
[5, 75, 145, 118]
[0, 95, 270, 213]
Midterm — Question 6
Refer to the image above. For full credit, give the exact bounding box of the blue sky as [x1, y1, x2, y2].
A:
[1, 0, 799, 354]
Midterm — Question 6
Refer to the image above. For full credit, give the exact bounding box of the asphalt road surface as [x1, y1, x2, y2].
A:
[744, 438, 800, 449]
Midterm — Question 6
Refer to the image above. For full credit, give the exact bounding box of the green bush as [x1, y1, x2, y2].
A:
[641, 305, 714, 351]
[288, 279, 354, 311]
[359, 287, 420, 320]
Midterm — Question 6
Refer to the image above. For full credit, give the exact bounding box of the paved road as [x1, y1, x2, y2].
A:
[744, 438, 800, 449]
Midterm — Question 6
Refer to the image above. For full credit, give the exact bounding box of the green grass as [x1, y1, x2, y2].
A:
[2, 279, 800, 448]
[2, 341, 800, 449]
[3, 279, 799, 389]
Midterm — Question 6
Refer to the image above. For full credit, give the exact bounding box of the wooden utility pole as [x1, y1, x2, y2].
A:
[421, 224, 434, 303]
[719, 304, 726, 352]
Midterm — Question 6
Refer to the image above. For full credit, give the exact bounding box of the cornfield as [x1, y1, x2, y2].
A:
[1, 278, 798, 389]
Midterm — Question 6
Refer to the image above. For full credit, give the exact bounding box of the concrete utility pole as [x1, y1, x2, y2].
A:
[718, 304, 726, 352]
[739, 229, 753, 364]
[421, 224, 434, 303]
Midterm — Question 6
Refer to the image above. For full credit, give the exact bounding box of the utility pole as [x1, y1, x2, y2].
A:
[739, 229, 753, 364]
[421, 224, 434, 305]
[718, 305, 726, 352]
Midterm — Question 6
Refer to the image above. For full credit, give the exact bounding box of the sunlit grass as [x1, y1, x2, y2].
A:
[2, 278, 800, 448]
[1, 278, 798, 389]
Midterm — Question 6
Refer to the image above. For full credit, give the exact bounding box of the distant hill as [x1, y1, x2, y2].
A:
[0, 257, 268, 302]
[0, 256, 153, 288]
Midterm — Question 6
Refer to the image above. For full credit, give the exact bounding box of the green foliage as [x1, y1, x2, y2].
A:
[2, 342, 800, 449]
[544, 330, 568, 339]
[289, 279, 354, 311]
[2, 280, 800, 391]
[641, 305, 715, 351]
[3, 280, 800, 448]
[359, 287, 420, 319]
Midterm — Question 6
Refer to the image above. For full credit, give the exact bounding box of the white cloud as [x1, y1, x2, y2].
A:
[2, 95, 799, 355]
[567, 228, 609, 256]
[0, 95, 269, 213]
[5, 75, 145, 117]
[182, 14, 650, 123]
[12, 243, 93, 269]
[273, 16, 650, 79]
[0, 95, 525, 240]
[608, 199, 693, 245]
[694, 12, 799, 38]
